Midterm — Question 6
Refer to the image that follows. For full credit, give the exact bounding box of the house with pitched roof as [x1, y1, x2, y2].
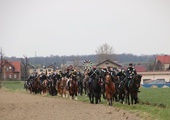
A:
[154, 55, 170, 71]
[27, 64, 36, 75]
[95, 59, 122, 69]
[0, 60, 21, 80]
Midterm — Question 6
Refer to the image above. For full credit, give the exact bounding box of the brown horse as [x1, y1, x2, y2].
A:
[57, 77, 67, 97]
[83, 75, 90, 95]
[68, 77, 78, 100]
[31, 76, 41, 94]
[40, 79, 49, 94]
[105, 74, 116, 106]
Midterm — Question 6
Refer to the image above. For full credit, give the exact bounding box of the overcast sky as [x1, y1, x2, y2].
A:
[0, 0, 170, 57]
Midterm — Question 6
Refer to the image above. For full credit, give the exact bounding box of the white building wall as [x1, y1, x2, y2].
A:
[138, 71, 170, 84]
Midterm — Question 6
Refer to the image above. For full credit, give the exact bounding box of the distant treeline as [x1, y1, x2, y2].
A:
[5, 54, 157, 68]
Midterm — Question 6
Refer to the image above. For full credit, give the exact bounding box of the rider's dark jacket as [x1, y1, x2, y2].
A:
[126, 66, 137, 79]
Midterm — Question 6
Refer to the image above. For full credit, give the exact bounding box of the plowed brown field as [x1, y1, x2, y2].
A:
[0, 89, 142, 120]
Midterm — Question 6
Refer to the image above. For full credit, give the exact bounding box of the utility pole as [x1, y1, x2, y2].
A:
[62, 59, 65, 72]
[0, 48, 4, 88]
[0, 48, 3, 79]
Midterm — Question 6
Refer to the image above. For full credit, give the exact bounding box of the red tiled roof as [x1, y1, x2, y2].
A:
[135, 65, 146, 72]
[123, 65, 146, 72]
[156, 55, 170, 64]
[0, 60, 21, 72]
[10, 61, 21, 72]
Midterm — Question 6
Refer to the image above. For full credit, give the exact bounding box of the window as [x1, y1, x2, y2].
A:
[9, 74, 12, 79]
[3, 74, 6, 79]
[143, 79, 151, 84]
[9, 66, 12, 70]
[14, 74, 17, 79]
[40, 69, 43, 72]
[48, 69, 51, 72]
[6, 67, 9, 71]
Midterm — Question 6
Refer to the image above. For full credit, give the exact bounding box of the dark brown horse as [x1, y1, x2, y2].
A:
[105, 74, 116, 106]
[31, 76, 41, 94]
[89, 76, 101, 104]
[68, 77, 78, 100]
[117, 79, 126, 104]
[125, 74, 142, 105]
[112, 75, 119, 102]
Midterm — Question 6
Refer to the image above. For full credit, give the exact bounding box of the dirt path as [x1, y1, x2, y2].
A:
[0, 89, 142, 120]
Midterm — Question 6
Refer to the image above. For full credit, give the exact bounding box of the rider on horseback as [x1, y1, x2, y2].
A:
[125, 63, 137, 88]
[47, 73, 52, 80]
[67, 69, 77, 90]
[117, 67, 127, 82]
[55, 71, 64, 90]
[106, 66, 117, 82]
[65, 69, 70, 78]
[40, 72, 47, 84]
[27, 73, 34, 81]
[88, 66, 99, 86]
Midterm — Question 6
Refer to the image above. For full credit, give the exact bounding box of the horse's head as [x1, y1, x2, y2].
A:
[33, 75, 41, 85]
[60, 77, 67, 87]
[113, 76, 119, 83]
[70, 77, 77, 86]
[105, 74, 112, 84]
[42, 79, 48, 87]
[133, 75, 142, 88]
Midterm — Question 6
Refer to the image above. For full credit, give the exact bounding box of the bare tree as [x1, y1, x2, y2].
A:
[95, 43, 115, 62]
[154, 61, 163, 71]
[73, 56, 81, 68]
[0, 48, 5, 88]
[20, 55, 29, 81]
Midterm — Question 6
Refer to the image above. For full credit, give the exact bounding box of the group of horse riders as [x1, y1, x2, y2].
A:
[85, 63, 140, 99]
[26, 68, 82, 90]
[26, 63, 139, 96]
[86, 63, 138, 92]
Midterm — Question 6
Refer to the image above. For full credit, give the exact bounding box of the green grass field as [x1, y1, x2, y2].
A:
[1, 81, 170, 120]
[1, 81, 25, 92]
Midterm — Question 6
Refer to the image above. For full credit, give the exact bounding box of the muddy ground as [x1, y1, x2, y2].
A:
[0, 89, 142, 120]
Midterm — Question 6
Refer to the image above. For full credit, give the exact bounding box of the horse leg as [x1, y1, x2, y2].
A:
[84, 88, 86, 95]
[131, 92, 134, 104]
[95, 93, 99, 104]
[72, 94, 74, 99]
[108, 95, 112, 106]
[110, 97, 113, 106]
[134, 92, 138, 104]
[95, 96, 98, 104]
[91, 94, 94, 104]
[88, 93, 92, 103]
[122, 93, 125, 104]
[126, 92, 130, 105]
[80, 84, 83, 96]
[54, 87, 57, 95]
[119, 93, 123, 104]
[99, 93, 101, 102]
[102, 83, 106, 99]
[88, 94, 91, 103]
